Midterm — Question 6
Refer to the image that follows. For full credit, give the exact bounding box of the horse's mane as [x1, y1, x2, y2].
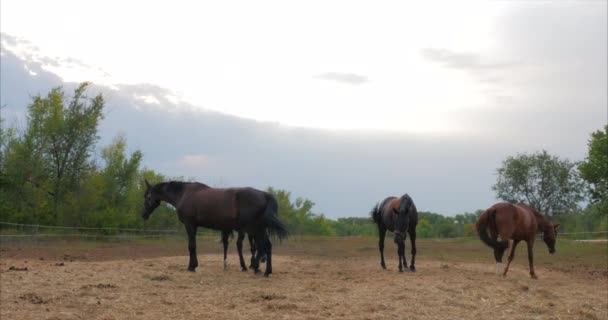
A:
[400, 193, 412, 207]
[153, 181, 210, 194]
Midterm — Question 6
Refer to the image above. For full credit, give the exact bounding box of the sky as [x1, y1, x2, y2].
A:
[1, 0, 607, 218]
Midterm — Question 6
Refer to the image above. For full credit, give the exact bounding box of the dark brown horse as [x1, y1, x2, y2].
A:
[475, 202, 559, 279]
[371, 194, 418, 272]
[141, 180, 287, 277]
[220, 230, 264, 270]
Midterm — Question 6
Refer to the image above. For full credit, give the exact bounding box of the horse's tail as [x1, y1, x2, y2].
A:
[263, 193, 288, 240]
[371, 203, 382, 225]
[476, 209, 508, 250]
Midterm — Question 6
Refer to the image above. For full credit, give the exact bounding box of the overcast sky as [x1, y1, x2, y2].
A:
[1, 1, 606, 218]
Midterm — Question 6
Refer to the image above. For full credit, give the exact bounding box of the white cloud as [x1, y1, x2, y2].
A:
[178, 154, 212, 170]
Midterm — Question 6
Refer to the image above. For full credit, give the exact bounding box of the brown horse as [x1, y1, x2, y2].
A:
[371, 194, 418, 272]
[141, 180, 287, 277]
[475, 202, 559, 279]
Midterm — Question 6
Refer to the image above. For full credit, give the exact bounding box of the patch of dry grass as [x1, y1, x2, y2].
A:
[1, 237, 606, 319]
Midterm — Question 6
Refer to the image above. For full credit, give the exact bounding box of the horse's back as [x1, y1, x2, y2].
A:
[490, 202, 537, 240]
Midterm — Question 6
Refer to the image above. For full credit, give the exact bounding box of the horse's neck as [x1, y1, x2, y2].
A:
[157, 184, 185, 207]
[534, 213, 550, 231]
[160, 192, 180, 207]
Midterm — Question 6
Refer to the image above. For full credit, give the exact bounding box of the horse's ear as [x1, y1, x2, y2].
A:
[554, 223, 560, 230]
[145, 179, 151, 189]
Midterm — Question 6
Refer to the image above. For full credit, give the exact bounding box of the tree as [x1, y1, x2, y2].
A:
[1, 83, 105, 224]
[493, 150, 585, 216]
[579, 125, 608, 216]
[101, 135, 143, 208]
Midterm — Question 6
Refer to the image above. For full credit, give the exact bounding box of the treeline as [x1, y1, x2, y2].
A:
[0, 84, 606, 239]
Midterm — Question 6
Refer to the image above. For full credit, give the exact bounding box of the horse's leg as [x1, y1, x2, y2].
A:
[263, 234, 273, 277]
[503, 239, 520, 277]
[397, 240, 405, 272]
[409, 229, 417, 272]
[493, 242, 508, 275]
[236, 231, 248, 272]
[256, 233, 267, 263]
[248, 233, 256, 268]
[221, 231, 229, 270]
[251, 232, 263, 274]
[378, 226, 387, 269]
[185, 223, 198, 272]
[402, 234, 408, 272]
[526, 239, 538, 279]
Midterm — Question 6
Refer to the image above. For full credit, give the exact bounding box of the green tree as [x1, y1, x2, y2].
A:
[493, 150, 585, 216]
[101, 135, 143, 208]
[266, 187, 335, 236]
[579, 125, 608, 216]
[416, 219, 433, 238]
[12, 83, 105, 223]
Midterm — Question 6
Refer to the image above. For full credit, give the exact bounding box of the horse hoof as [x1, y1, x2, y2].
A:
[241, 268, 248, 272]
[264, 273, 270, 277]
[399, 269, 404, 273]
[254, 269, 261, 274]
[187, 268, 196, 272]
[410, 266, 416, 272]
[531, 274, 538, 279]
[381, 263, 386, 270]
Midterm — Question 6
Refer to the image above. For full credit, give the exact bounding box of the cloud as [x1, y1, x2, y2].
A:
[314, 72, 369, 85]
[1, 33, 111, 84]
[421, 48, 518, 72]
[178, 154, 212, 170]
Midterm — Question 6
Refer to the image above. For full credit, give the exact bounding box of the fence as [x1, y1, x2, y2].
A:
[1, 221, 606, 242]
[0, 221, 221, 244]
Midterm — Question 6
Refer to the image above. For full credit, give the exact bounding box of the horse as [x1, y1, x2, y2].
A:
[371, 194, 418, 272]
[475, 202, 559, 279]
[220, 230, 265, 270]
[141, 180, 288, 277]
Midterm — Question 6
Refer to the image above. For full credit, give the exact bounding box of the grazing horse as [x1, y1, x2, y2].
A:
[371, 194, 418, 272]
[141, 180, 288, 277]
[475, 202, 559, 279]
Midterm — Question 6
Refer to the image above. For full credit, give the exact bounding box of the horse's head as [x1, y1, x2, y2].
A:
[392, 195, 412, 242]
[542, 223, 560, 254]
[141, 179, 161, 220]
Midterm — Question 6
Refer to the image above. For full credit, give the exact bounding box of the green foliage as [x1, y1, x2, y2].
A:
[266, 187, 336, 236]
[493, 150, 585, 216]
[0, 83, 182, 233]
[579, 125, 608, 217]
[332, 217, 376, 236]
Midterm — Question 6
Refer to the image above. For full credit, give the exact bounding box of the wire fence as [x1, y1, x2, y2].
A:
[0, 221, 606, 241]
[0, 221, 181, 234]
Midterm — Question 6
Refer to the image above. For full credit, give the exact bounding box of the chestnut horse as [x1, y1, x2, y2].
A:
[475, 202, 559, 279]
[371, 194, 418, 272]
[141, 180, 287, 277]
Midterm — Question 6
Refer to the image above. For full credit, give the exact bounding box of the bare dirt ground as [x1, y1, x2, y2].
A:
[1, 237, 606, 320]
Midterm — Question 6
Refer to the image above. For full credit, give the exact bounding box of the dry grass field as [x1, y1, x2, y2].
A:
[1, 236, 606, 320]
